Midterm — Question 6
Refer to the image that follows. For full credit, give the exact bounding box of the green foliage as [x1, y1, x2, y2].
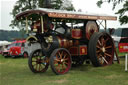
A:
[97, 0, 103, 8]
[116, 1, 128, 24]
[97, 0, 128, 25]
[97, 0, 124, 9]
[52, 0, 63, 9]
[10, 0, 75, 29]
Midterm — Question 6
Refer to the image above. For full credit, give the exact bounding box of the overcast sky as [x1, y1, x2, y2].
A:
[0, 0, 128, 30]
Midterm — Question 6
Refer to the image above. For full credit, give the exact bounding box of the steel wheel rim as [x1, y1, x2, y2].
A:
[31, 50, 48, 72]
[53, 50, 71, 74]
[96, 33, 114, 66]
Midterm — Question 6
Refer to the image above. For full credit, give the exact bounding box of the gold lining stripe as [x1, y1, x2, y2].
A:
[26, 36, 38, 41]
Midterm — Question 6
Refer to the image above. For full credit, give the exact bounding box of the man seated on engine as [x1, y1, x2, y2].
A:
[31, 17, 54, 34]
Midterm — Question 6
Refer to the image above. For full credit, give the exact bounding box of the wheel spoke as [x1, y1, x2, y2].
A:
[56, 64, 60, 72]
[32, 64, 36, 67]
[55, 59, 60, 62]
[96, 45, 101, 49]
[64, 62, 68, 65]
[54, 60, 58, 64]
[97, 54, 102, 58]
[104, 53, 112, 57]
[35, 64, 38, 70]
[101, 36, 104, 45]
[96, 50, 101, 53]
[39, 64, 40, 71]
[104, 38, 110, 47]
[98, 40, 102, 46]
[105, 46, 112, 49]
[102, 57, 108, 64]
[62, 63, 65, 70]
[63, 54, 67, 59]
[32, 60, 37, 62]
[59, 52, 62, 59]
[61, 51, 63, 58]
[63, 58, 68, 61]
[56, 54, 59, 60]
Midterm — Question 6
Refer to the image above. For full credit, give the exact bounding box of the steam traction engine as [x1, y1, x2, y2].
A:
[16, 8, 117, 75]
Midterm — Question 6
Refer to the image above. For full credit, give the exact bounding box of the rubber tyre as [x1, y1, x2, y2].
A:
[88, 32, 114, 67]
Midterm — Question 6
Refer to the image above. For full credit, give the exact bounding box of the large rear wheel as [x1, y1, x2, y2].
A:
[28, 49, 49, 73]
[50, 48, 72, 75]
[89, 32, 114, 67]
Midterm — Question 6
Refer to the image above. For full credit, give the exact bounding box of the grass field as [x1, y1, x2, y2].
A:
[116, 48, 127, 57]
[0, 54, 128, 85]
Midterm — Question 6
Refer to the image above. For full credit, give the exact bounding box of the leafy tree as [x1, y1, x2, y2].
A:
[97, 0, 128, 25]
[10, 0, 75, 29]
[0, 30, 27, 41]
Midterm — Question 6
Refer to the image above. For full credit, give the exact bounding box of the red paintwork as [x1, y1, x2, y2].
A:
[118, 43, 128, 53]
[57, 37, 73, 48]
[118, 37, 128, 53]
[71, 29, 82, 39]
[69, 45, 87, 56]
[0, 51, 2, 54]
[9, 40, 26, 56]
[69, 47, 79, 56]
[79, 45, 87, 55]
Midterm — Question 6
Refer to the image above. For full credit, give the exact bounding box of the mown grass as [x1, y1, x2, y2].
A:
[116, 48, 127, 57]
[0, 54, 128, 85]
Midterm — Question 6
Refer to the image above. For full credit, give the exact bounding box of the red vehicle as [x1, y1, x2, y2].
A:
[119, 37, 128, 53]
[9, 40, 26, 58]
[118, 28, 128, 53]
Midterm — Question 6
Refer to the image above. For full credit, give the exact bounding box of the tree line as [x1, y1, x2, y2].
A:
[0, 30, 27, 41]
[0, 28, 125, 41]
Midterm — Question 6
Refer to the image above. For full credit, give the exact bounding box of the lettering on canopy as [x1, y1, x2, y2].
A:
[48, 12, 117, 20]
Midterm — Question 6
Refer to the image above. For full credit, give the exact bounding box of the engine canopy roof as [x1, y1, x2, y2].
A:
[16, 8, 117, 21]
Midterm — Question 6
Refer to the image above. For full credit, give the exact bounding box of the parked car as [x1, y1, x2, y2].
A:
[2, 44, 11, 57]
[118, 28, 128, 53]
[0, 41, 12, 57]
[9, 40, 26, 58]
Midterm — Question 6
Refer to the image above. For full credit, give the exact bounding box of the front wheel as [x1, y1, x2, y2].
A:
[50, 48, 72, 75]
[28, 49, 49, 73]
[88, 32, 114, 67]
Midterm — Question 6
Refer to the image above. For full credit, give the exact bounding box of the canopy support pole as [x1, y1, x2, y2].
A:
[105, 20, 107, 31]
[25, 17, 28, 34]
[41, 16, 44, 33]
